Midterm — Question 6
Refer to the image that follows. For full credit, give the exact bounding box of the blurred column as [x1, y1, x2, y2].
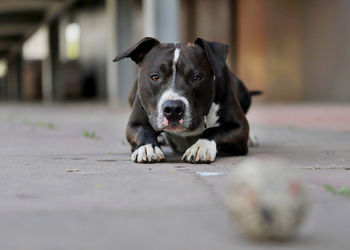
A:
[106, 0, 135, 105]
[106, 0, 180, 104]
[42, 54, 52, 102]
[143, 0, 179, 42]
[143, 0, 156, 37]
[49, 19, 62, 101]
[237, 0, 267, 100]
[41, 25, 52, 102]
[116, 0, 134, 102]
[106, 0, 118, 104]
[17, 53, 23, 101]
[7, 52, 22, 101]
[0, 77, 5, 100]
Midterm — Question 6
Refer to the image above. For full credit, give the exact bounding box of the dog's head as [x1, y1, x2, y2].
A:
[113, 37, 228, 135]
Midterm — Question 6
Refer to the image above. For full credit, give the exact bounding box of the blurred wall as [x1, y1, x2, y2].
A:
[302, 0, 350, 102]
[59, 3, 107, 100]
[2, 0, 350, 103]
[23, 61, 42, 100]
[181, 0, 237, 69]
[237, 0, 350, 102]
[237, 0, 303, 101]
[76, 6, 107, 99]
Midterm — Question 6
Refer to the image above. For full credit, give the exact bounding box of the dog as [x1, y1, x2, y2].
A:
[113, 37, 260, 163]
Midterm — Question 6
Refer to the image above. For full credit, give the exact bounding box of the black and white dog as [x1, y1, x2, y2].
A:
[113, 37, 260, 163]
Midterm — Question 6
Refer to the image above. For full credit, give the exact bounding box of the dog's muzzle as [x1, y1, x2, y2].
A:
[162, 100, 185, 124]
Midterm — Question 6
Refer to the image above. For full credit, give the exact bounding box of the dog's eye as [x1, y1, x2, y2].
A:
[192, 75, 201, 83]
[150, 74, 160, 82]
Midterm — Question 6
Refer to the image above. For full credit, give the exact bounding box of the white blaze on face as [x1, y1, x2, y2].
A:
[155, 47, 192, 130]
[172, 48, 181, 87]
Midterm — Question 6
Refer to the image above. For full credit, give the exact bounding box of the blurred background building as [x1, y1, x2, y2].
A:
[0, 0, 349, 104]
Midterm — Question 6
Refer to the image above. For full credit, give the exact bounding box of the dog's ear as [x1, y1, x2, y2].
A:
[194, 38, 228, 78]
[113, 37, 160, 64]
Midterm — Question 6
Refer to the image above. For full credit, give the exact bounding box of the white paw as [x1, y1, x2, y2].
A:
[131, 144, 164, 163]
[248, 133, 259, 147]
[182, 139, 217, 163]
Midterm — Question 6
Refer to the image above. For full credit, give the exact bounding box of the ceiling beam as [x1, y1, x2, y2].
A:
[0, 11, 44, 23]
[0, 24, 39, 36]
[0, 41, 16, 50]
[0, 0, 61, 13]
[0, 0, 79, 60]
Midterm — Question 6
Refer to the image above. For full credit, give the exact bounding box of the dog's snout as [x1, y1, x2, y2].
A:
[162, 100, 185, 122]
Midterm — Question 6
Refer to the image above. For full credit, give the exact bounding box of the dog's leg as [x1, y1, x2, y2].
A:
[182, 121, 249, 164]
[131, 143, 164, 163]
[127, 99, 164, 164]
[182, 139, 217, 163]
[182, 93, 250, 164]
[127, 124, 164, 163]
[157, 133, 167, 146]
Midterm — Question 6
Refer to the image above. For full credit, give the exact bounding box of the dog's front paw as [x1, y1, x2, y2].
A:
[132, 144, 164, 163]
[182, 139, 216, 163]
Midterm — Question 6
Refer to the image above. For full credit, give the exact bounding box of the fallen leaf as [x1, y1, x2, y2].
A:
[324, 184, 336, 194]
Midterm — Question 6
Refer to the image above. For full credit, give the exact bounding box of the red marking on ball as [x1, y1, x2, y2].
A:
[289, 180, 301, 196]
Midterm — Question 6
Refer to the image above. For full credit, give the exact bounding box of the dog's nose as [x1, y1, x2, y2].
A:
[162, 100, 185, 122]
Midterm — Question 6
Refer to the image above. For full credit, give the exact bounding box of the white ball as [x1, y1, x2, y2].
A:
[226, 157, 309, 240]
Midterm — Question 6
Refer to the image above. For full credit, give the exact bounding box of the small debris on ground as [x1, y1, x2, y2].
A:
[305, 167, 321, 170]
[22, 119, 56, 129]
[196, 171, 225, 176]
[82, 130, 96, 139]
[65, 169, 80, 173]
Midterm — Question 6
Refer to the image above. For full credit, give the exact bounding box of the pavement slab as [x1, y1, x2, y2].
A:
[0, 103, 349, 250]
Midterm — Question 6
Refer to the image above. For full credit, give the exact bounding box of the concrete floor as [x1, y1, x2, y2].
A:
[0, 103, 349, 250]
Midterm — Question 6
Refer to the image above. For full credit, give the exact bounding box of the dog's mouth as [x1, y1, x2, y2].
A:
[162, 118, 186, 132]
[163, 125, 185, 132]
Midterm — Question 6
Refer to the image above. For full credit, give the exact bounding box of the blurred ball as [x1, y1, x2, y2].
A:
[226, 157, 309, 240]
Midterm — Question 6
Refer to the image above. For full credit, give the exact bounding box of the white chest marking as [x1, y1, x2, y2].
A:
[204, 103, 220, 129]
